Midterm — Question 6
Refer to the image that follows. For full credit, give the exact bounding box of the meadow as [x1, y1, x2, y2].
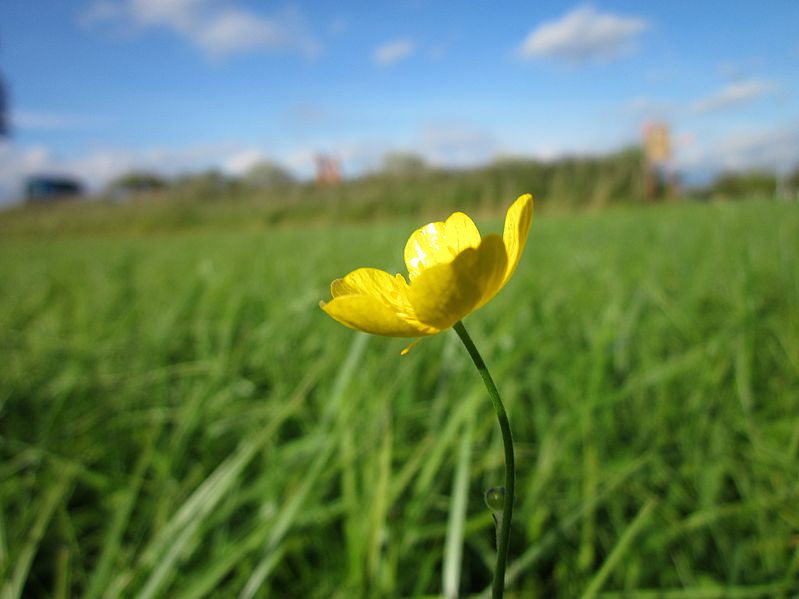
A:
[1, 197, 798, 598]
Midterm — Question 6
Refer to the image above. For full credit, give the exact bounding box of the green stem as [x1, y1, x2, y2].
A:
[453, 320, 515, 599]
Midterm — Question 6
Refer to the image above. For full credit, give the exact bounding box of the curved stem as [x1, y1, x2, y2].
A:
[453, 321, 515, 599]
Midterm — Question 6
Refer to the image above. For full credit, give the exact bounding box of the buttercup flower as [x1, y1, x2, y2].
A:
[320, 193, 533, 337]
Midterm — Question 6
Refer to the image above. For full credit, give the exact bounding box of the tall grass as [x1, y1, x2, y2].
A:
[0, 199, 797, 597]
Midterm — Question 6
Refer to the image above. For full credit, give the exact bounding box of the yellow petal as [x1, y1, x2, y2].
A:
[408, 234, 508, 330]
[323, 268, 438, 337]
[502, 193, 534, 287]
[320, 296, 436, 337]
[404, 212, 482, 281]
[331, 267, 409, 307]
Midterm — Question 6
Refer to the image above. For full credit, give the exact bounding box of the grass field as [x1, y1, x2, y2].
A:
[1, 198, 798, 598]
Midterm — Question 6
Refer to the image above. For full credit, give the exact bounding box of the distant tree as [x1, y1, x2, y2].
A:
[381, 152, 427, 177]
[501, 146, 647, 206]
[172, 170, 236, 201]
[711, 170, 777, 199]
[244, 160, 295, 190]
[108, 171, 167, 198]
[786, 164, 799, 190]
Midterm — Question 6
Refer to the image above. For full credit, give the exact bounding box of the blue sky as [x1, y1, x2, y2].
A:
[1, 1, 798, 202]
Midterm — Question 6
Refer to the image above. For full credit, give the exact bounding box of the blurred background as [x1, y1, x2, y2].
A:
[1, 0, 798, 209]
[1, 2, 798, 598]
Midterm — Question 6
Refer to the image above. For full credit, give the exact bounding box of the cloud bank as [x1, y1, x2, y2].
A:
[519, 5, 649, 64]
[82, 0, 320, 59]
[692, 79, 775, 113]
[372, 39, 415, 66]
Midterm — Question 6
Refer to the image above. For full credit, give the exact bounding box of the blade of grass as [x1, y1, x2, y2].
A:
[239, 332, 370, 598]
[130, 436, 267, 599]
[172, 523, 281, 599]
[0, 495, 7, 583]
[367, 409, 394, 589]
[579, 498, 656, 599]
[83, 428, 159, 599]
[443, 411, 474, 599]
[477, 452, 653, 599]
[238, 445, 333, 599]
[53, 545, 70, 599]
[1, 467, 75, 599]
[597, 581, 797, 598]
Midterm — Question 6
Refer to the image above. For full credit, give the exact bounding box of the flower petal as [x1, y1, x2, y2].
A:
[502, 193, 534, 287]
[404, 212, 482, 281]
[320, 296, 435, 337]
[408, 234, 508, 330]
[331, 267, 409, 307]
[325, 267, 436, 335]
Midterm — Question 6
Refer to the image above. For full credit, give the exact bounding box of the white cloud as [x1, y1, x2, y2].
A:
[82, 0, 319, 59]
[285, 104, 331, 127]
[223, 148, 267, 175]
[623, 96, 678, 120]
[0, 142, 53, 204]
[281, 148, 317, 177]
[676, 124, 799, 177]
[279, 123, 499, 177]
[415, 123, 499, 167]
[0, 140, 284, 204]
[79, 0, 125, 24]
[127, 0, 198, 28]
[11, 110, 106, 131]
[692, 79, 775, 113]
[518, 5, 649, 64]
[621, 76, 779, 127]
[373, 39, 415, 66]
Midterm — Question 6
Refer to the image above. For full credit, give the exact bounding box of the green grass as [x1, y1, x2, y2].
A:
[0, 199, 798, 598]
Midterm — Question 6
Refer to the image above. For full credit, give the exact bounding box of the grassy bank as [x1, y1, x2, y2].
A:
[1, 199, 797, 597]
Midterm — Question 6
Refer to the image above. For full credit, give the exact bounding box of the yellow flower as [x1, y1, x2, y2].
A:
[320, 193, 534, 338]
